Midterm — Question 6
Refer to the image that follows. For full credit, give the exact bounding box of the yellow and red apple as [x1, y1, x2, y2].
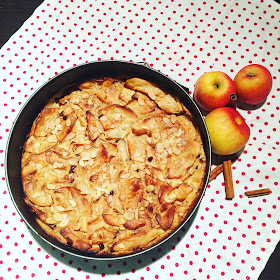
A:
[205, 107, 250, 155]
[193, 71, 236, 111]
[234, 64, 272, 105]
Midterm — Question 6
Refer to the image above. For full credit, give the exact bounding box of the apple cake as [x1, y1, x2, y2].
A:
[21, 77, 207, 256]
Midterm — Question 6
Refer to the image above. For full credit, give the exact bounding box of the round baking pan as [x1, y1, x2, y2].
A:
[5, 60, 211, 259]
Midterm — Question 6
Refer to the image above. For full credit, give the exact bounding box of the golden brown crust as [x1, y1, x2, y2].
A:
[21, 77, 206, 256]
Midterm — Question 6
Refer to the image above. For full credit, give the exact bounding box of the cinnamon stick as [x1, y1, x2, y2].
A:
[244, 188, 271, 198]
[209, 164, 223, 182]
[209, 158, 237, 182]
[223, 160, 234, 200]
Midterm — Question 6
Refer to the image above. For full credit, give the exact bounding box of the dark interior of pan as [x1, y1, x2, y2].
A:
[5, 60, 211, 259]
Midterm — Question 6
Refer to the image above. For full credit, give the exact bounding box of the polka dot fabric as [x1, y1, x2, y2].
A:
[0, 0, 279, 279]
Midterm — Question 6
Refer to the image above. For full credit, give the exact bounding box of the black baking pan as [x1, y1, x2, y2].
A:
[5, 60, 211, 259]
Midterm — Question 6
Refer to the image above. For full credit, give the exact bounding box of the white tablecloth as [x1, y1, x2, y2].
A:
[0, 0, 279, 279]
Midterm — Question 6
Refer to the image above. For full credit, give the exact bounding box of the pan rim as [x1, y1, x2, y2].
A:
[5, 59, 211, 260]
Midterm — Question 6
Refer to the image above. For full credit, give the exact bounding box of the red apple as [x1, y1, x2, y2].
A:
[234, 64, 272, 105]
[193, 71, 236, 111]
[205, 107, 250, 155]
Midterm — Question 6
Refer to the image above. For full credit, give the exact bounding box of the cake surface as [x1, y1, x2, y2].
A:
[21, 77, 206, 256]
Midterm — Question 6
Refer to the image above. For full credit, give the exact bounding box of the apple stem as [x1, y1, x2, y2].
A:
[246, 72, 256, 78]
[214, 82, 221, 89]
[228, 93, 237, 109]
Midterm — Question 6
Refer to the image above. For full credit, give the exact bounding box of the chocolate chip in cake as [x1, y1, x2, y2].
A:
[147, 205, 153, 213]
[148, 157, 153, 162]
[69, 165, 77, 173]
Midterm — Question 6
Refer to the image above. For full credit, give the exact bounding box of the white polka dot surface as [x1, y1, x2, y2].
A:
[0, 0, 279, 279]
